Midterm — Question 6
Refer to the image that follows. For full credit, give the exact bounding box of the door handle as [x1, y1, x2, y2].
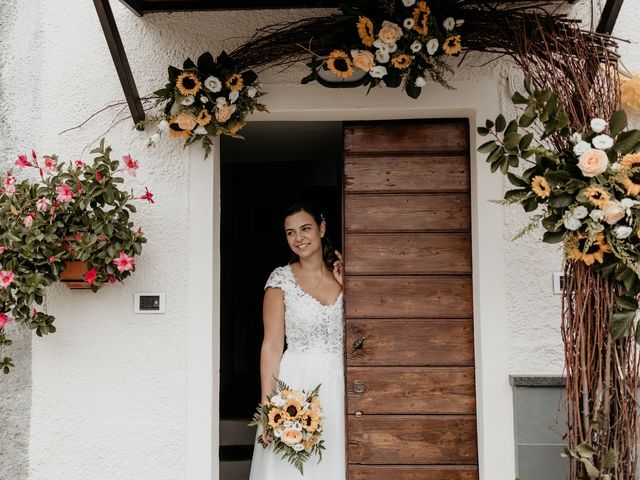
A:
[354, 380, 365, 394]
[351, 336, 366, 353]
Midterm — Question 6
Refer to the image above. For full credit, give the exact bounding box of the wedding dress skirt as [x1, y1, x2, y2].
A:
[249, 265, 346, 480]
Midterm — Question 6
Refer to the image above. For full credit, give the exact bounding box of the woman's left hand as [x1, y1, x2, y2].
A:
[333, 250, 344, 286]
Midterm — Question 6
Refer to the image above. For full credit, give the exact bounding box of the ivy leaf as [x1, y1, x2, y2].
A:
[196, 51, 216, 74]
[612, 310, 635, 339]
[168, 66, 181, 84]
[405, 83, 422, 99]
[613, 130, 640, 155]
[609, 110, 628, 137]
[503, 132, 521, 151]
[548, 193, 574, 208]
[242, 70, 258, 85]
[511, 91, 529, 104]
[478, 140, 498, 153]
[519, 132, 534, 151]
[578, 458, 600, 479]
[477, 126, 490, 136]
[495, 114, 506, 133]
[576, 443, 596, 459]
[505, 120, 519, 134]
[542, 231, 565, 243]
[545, 170, 572, 186]
[182, 57, 196, 70]
[616, 295, 638, 311]
[603, 448, 617, 470]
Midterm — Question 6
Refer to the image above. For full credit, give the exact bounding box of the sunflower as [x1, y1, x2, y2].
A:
[357, 16, 375, 47]
[584, 186, 610, 208]
[531, 176, 551, 198]
[196, 109, 212, 126]
[391, 54, 413, 70]
[168, 117, 190, 139]
[443, 35, 462, 55]
[283, 399, 303, 419]
[412, 1, 430, 36]
[566, 232, 611, 266]
[618, 153, 640, 195]
[268, 408, 286, 428]
[176, 72, 202, 96]
[326, 50, 355, 79]
[226, 74, 244, 92]
[301, 411, 320, 432]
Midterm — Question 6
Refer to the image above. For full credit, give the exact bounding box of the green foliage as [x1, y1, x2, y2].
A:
[0, 140, 149, 373]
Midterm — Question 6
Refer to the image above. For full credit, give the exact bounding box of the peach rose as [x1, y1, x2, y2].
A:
[351, 50, 375, 71]
[215, 104, 236, 123]
[378, 21, 402, 44]
[280, 428, 303, 446]
[176, 113, 197, 131]
[603, 200, 625, 225]
[578, 148, 608, 177]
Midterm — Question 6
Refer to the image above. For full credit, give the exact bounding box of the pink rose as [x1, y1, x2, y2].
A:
[603, 201, 625, 225]
[578, 149, 608, 177]
[378, 21, 402, 44]
[351, 50, 375, 71]
[280, 428, 303, 446]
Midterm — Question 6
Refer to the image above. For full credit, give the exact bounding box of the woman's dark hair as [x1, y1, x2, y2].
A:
[283, 203, 337, 270]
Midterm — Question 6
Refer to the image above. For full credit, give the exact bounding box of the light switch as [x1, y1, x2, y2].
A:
[134, 293, 166, 314]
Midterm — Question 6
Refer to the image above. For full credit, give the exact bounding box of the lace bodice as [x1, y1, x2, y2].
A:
[265, 265, 344, 355]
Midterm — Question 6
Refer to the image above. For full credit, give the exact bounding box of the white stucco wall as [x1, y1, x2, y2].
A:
[0, 0, 639, 478]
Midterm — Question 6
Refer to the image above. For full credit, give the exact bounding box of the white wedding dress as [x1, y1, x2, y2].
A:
[249, 264, 346, 480]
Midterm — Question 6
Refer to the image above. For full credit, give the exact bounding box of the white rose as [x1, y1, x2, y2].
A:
[194, 125, 207, 135]
[378, 20, 403, 44]
[443, 17, 455, 31]
[247, 86, 258, 98]
[403, 18, 415, 29]
[181, 96, 195, 106]
[158, 119, 170, 133]
[614, 226, 633, 239]
[204, 76, 222, 93]
[402, 0, 416, 5]
[414, 76, 427, 87]
[200, 95, 209, 104]
[271, 395, 286, 407]
[573, 206, 588, 219]
[426, 38, 439, 55]
[578, 149, 608, 177]
[292, 421, 303, 432]
[410, 41, 422, 53]
[151, 133, 161, 143]
[621, 198, 636, 209]
[571, 132, 582, 144]
[229, 90, 240, 104]
[273, 428, 282, 438]
[375, 49, 390, 63]
[373, 38, 385, 50]
[589, 209, 605, 221]
[590, 118, 608, 133]
[292, 444, 305, 452]
[455, 19, 465, 27]
[603, 201, 625, 225]
[592, 134, 614, 150]
[216, 97, 227, 107]
[611, 162, 621, 172]
[283, 420, 293, 428]
[573, 141, 591, 156]
[386, 42, 398, 53]
[369, 66, 388, 78]
[563, 217, 582, 231]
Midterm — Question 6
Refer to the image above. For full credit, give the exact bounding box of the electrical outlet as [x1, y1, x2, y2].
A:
[553, 272, 564, 295]
[134, 293, 165, 314]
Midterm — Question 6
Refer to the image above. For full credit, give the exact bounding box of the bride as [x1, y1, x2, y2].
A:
[249, 203, 345, 480]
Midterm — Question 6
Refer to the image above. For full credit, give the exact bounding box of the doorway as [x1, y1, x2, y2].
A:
[218, 121, 343, 479]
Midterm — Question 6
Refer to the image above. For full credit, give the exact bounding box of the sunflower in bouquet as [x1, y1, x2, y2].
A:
[250, 379, 325, 474]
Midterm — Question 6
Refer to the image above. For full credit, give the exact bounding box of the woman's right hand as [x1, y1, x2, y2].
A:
[261, 431, 274, 445]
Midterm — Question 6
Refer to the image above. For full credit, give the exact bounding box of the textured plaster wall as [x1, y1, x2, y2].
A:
[0, 0, 639, 478]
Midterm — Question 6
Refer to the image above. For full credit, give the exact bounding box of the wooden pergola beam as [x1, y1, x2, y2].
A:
[94, 0, 146, 127]
[596, 0, 625, 34]
[118, 0, 337, 15]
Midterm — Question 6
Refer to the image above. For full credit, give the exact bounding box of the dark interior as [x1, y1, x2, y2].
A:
[219, 121, 343, 421]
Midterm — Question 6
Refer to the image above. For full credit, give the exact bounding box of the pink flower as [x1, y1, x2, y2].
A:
[0, 270, 15, 289]
[0, 247, 4, 254]
[122, 154, 139, 176]
[83, 268, 98, 284]
[55, 183, 74, 202]
[43, 156, 57, 175]
[96, 172, 103, 182]
[107, 274, 117, 284]
[75, 160, 86, 168]
[0, 313, 12, 329]
[3, 172, 15, 187]
[3, 184, 15, 197]
[76, 233, 82, 241]
[140, 187, 154, 204]
[48, 256, 57, 264]
[36, 197, 51, 211]
[31, 150, 37, 160]
[15, 154, 33, 169]
[113, 252, 135, 273]
[23, 214, 34, 228]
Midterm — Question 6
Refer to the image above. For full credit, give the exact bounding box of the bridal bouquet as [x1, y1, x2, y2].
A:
[250, 379, 325, 474]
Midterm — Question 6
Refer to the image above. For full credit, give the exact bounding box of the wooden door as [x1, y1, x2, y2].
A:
[343, 120, 478, 480]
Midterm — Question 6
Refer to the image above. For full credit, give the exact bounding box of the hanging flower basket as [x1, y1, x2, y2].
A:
[59, 261, 91, 289]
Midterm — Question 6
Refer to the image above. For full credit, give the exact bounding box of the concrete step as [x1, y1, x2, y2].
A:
[220, 459, 251, 480]
[220, 418, 257, 446]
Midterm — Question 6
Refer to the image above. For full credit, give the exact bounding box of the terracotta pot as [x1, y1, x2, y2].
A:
[59, 260, 92, 289]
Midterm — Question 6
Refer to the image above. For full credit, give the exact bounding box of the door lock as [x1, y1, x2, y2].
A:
[354, 380, 365, 394]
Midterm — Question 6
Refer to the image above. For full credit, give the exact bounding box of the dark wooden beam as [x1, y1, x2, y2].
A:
[118, 0, 144, 16]
[596, 0, 624, 34]
[118, 0, 338, 15]
[94, 0, 146, 128]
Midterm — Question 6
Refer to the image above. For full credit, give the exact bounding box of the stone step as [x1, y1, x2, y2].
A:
[220, 459, 252, 480]
[220, 418, 257, 446]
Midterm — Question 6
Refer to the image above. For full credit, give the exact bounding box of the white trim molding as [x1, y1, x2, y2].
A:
[187, 80, 514, 480]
